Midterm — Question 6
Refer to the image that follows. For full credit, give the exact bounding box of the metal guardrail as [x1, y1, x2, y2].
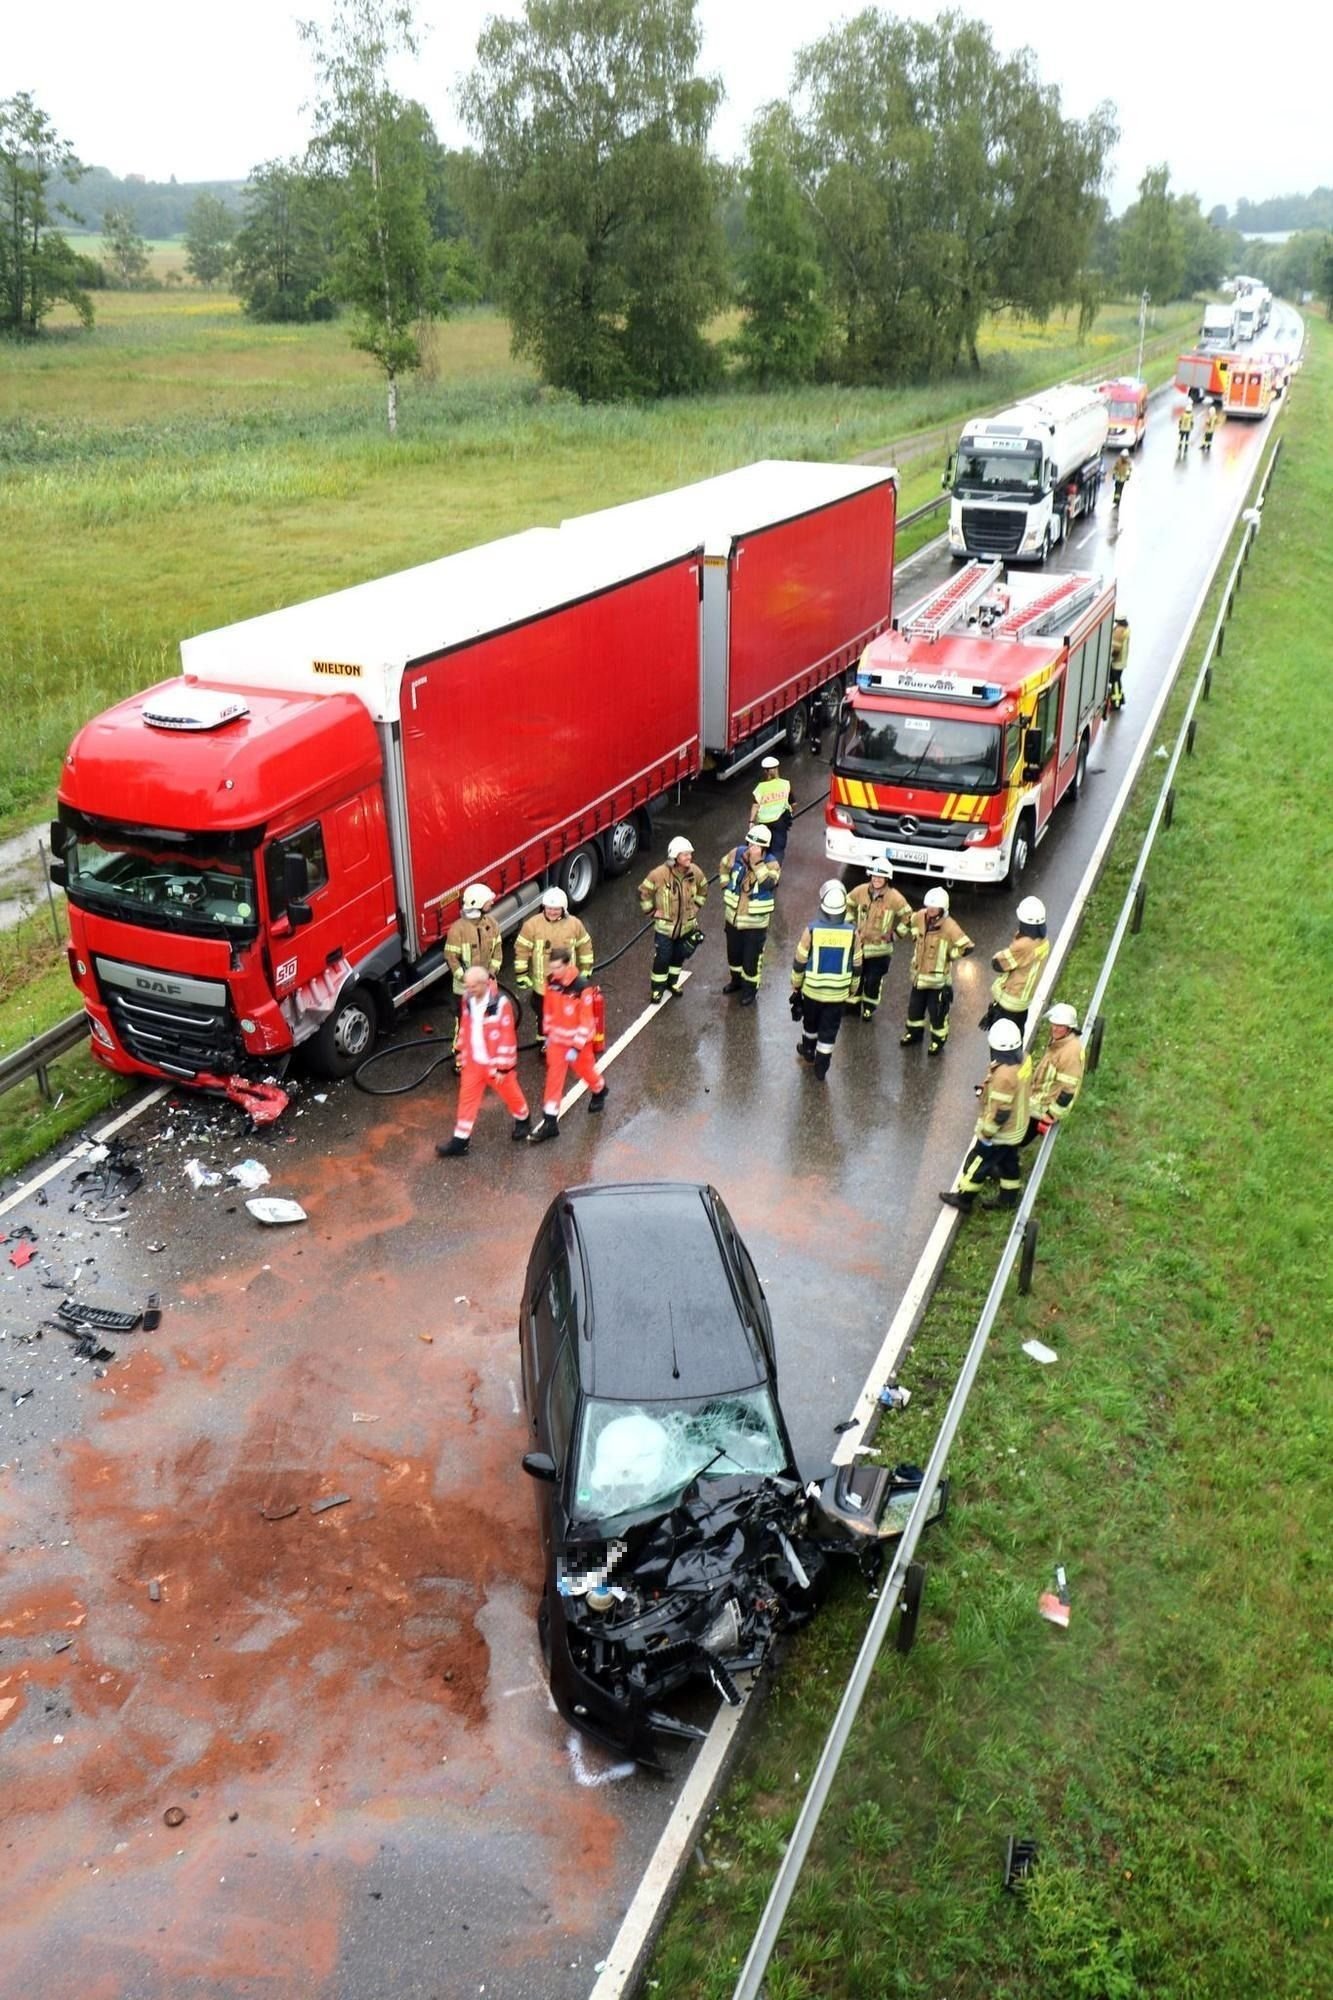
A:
[731, 418, 1288, 2000]
[0, 1010, 87, 1102]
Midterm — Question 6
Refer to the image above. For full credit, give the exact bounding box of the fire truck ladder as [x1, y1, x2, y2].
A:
[993, 572, 1098, 642]
[899, 560, 1003, 643]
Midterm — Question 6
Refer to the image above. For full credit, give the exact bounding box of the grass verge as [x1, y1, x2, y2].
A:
[647, 321, 1332, 2000]
[0, 905, 122, 1181]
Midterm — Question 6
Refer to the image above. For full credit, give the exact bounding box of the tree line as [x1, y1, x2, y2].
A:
[6, 1, 1333, 420]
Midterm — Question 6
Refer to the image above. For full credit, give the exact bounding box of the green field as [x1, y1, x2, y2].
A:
[649, 322, 1331, 1998]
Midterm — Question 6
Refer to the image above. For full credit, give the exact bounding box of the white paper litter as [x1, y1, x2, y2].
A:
[1021, 1338, 1059, 1365]
[245, 1197, 307, 1226]
[184, 1159, 222, 1190]
[227, 1159, 271, 1191]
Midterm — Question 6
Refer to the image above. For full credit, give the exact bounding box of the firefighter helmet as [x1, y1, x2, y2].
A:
[746, 825, 771, 847]
[988, 1018, 1023, 1054]
[869, 852, 893, 879]
[761, 755, 781, 771]
[924, 887, 950, 912]
[541, 886, 569, 912]
[1016, 896, 1046, 926]
[819, 880, 847, 916]
[462, 882, 495, 917]
[666, 836, 694, 861]
[1046, 1003, 1079, 1030]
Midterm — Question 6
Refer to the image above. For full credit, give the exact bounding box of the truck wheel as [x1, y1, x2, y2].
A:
[602, 816, 642, 878]
[558, 842, 601, 910]
[1004, 813, 1035, 889]
[307, 981, 377, 1079]
[1070, 735, 1089, 801]
[782, 702, 808, 753]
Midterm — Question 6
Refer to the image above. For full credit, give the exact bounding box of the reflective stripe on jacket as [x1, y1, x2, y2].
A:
[444, 914, 503, 995]
[976, 1053, 1032, 1142]
[542, 978, 598, 1052]
[1030, 1034, 1085, 1122]
[906, 911, 974, 988]
[991, 934, 1050, 1011]
[513, 913, 594, 992]
[751, 776, 792, 825]
[792, 919, 861, 1001]
[637, 862, 708, 938]
[721, 847, 781, 929]
[458, 992, 519, 1071]
[847, 882, 911, 957]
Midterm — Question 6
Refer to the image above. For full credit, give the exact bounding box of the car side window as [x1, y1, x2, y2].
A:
[547, 1341, 578, 1466]
[547, 1255, 573, 1335]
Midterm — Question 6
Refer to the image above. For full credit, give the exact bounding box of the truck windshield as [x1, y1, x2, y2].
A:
[954, 448, 1041, 496]
[836, 711, 1002, 791]
[572, 1388, 787, 1527]
[64, 827, 259, 942]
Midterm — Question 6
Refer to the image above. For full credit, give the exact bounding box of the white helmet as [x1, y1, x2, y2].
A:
[541, 885, 569, 913]
[924, 887, 950, 912]
[667, 836, 695, 862]
[869, 853, 893, 879]
[761, 755, 781, 772]
[819, 880, 847, 916]
[1046, 1002, 1080, 1031]
[988, 1018, 1023, 1054]
[746, 825, 771, 848]
[462, 882, 495, 917]
[1016, 896, 1046, 925]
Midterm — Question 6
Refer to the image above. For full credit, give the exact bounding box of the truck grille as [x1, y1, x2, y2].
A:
[104, 988, 243, 1079]
[961, 506, 1026, 556]
[847, 807, 972, 852]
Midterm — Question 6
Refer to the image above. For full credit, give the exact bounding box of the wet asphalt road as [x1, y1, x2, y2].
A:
[0, 311, 1299, 2000]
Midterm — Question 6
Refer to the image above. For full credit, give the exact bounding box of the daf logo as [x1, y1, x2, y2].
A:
[134, 974, 183, 997]
[898, 816, 919, 838]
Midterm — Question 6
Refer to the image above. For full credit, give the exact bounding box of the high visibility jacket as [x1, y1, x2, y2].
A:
[513, 913, 593, 992]
[444, 913, 502, 996]
[1112, 458, 1131, 491]
[751, 775, 792, 826]
[791, 918, 861, 1002]
[1111, 623, 1130, 669]
[1177, 407, 1194, 436]
[906, 911, 973, 988]
[542, 977, 599, 1053]
[638, 862, 708, 938]
[1204, 404, 1224, 435]
[991, 933, 1050, 1012]
[458, 990, 520, 1072]
[1030, 1033, 1085, 1123]
[847, 881, 911, 957]
[720, 846, 781, 930]
[975, 1053, 1032, 1143]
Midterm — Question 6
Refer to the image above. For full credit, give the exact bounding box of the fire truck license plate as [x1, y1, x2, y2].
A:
[889, 846, 929, 869]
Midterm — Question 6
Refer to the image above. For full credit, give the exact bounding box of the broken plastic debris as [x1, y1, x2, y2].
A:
[148, 1579, 161, 1603]
[262, 1503, 300, 1522]
[1021, 1339, 1058, 1365]
[877, 1382, 911, 1410]
[223, 1076, 289, 1126]
[1154, 744, 1169, 759]
[163, 1806, 186, 1828]
[310, 1493, 351, 1515]
[184, 1160, 222, 1191]
[142, 1292, 162, 1332]
[227, 1159, 271, 1192]
[9, 1241, 35, 1269]
[1038, 1565, 1071, 1628]
[86, 1144, 109, 1164]
[245, 1197, 307, 1226]
[351, 1412, 379, 1423]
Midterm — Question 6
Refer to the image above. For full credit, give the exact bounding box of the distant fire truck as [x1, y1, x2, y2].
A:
[826, 561, 1118, 888]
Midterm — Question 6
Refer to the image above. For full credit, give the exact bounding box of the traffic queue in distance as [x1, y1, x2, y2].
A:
[435, 752, 1085, 1215]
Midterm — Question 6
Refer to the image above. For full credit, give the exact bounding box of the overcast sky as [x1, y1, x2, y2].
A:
[7, 0, 1325, 215]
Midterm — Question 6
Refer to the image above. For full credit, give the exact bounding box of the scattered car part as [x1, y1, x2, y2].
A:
[245, 1197, 307, 1226]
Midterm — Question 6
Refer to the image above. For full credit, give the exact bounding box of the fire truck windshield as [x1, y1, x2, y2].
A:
[954, 447, 1041, 495]
[64, 827, 259, 942]
[836, 711, 1002, 791]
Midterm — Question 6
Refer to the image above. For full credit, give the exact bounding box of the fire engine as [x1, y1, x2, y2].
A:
[825, 561, 1117, 888]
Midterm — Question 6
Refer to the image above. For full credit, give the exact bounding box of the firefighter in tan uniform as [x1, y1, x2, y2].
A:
[846, 853, 911, 1022]
[1176, 402, 1195, 457]
[1021, 1003, 1086, 1145]
[900, 887, 974, 1057]
[1108, 616, 1129, 713]
[939, 1019, 1033, 1211]
[719, 826, 781, 1007]
[514, 887, 593, 1043]
[981, 895, 1050, 1041]
[1201, 400, 1224, 454]
[638, 836, 708, 1005]
[444, 882, 504, 1069]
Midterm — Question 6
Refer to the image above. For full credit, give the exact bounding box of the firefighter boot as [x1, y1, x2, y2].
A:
[587, 1083, 609, 1115]
[436, 1136, 469, 1159]
[511, 1117, 531, 1142]
[527, 1114, 561, 1145]
[982, 1186, 1020, 1211]
[938, 1189, 974, 1211]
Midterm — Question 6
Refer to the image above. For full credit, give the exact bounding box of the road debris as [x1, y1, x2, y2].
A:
[1021, 1338, 1059, 1365]
[163, 1806, 186, 1828]
[57, 1298, 142, 1334]
[877, 1381, 911, 1410]
[310, 1493, 351, 1515]
[142, 1292, 162, 1332]
[148, 1579, 161, 1603]
[245, 1197, 307, 1226]
[184, 1160, 222, 1191]
[1003, 1835, 1039, 1890]
[351, 1412, 379, 1422]
[9, 1240, 35, 1269]
[261, 1504, 300, 1522]
[1038, 1566, 1071, 1629]
[227, 1159, 271, 1192]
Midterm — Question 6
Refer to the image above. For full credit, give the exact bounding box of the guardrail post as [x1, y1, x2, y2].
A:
[1164, 786, 1176, 829]
[1130, 882, 1147, 934]
[35, 1063, 52, 1102]
[895, 1562, 926, 1655]
[1185, 718, 1198, 756]
[1018, 1218, 1039, 1296]
[1214, 622, 1224, 656]
[1086, 1014, 1105, 1073]
[1203, 664, 1213, 697]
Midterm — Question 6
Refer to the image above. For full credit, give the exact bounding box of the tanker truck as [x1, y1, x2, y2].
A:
[944, 384, 1109, 566]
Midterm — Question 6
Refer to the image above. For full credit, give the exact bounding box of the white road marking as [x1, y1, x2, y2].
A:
[566, 1732, 636, 1788]
[507, 1377, 520, 1415]
[556, 971, 692, 1114]
[0, 1084, 169, 1222]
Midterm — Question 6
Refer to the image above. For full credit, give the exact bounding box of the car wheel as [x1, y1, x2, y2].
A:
[603, 816, 642, 877]
[1004, 813, 1035, 889]
[558, 841, 601, 909]
[307, 981, 377, 1079]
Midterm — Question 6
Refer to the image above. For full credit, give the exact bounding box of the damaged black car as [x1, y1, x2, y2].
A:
[519, 1182, 946, 1767]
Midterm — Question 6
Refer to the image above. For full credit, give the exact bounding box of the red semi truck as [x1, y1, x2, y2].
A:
[52, 462, 895, 1087]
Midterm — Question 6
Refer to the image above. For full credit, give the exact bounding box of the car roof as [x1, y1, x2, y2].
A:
[562, 1183, 768, 1401]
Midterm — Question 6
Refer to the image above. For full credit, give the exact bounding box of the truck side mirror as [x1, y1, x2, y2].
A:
[282, 850, 314, 924]
[522, 1451, 557, 1483]
[46, 821, 69, 887]
[1022, 727, 1044, 777]
[942, 451, 955, 489]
